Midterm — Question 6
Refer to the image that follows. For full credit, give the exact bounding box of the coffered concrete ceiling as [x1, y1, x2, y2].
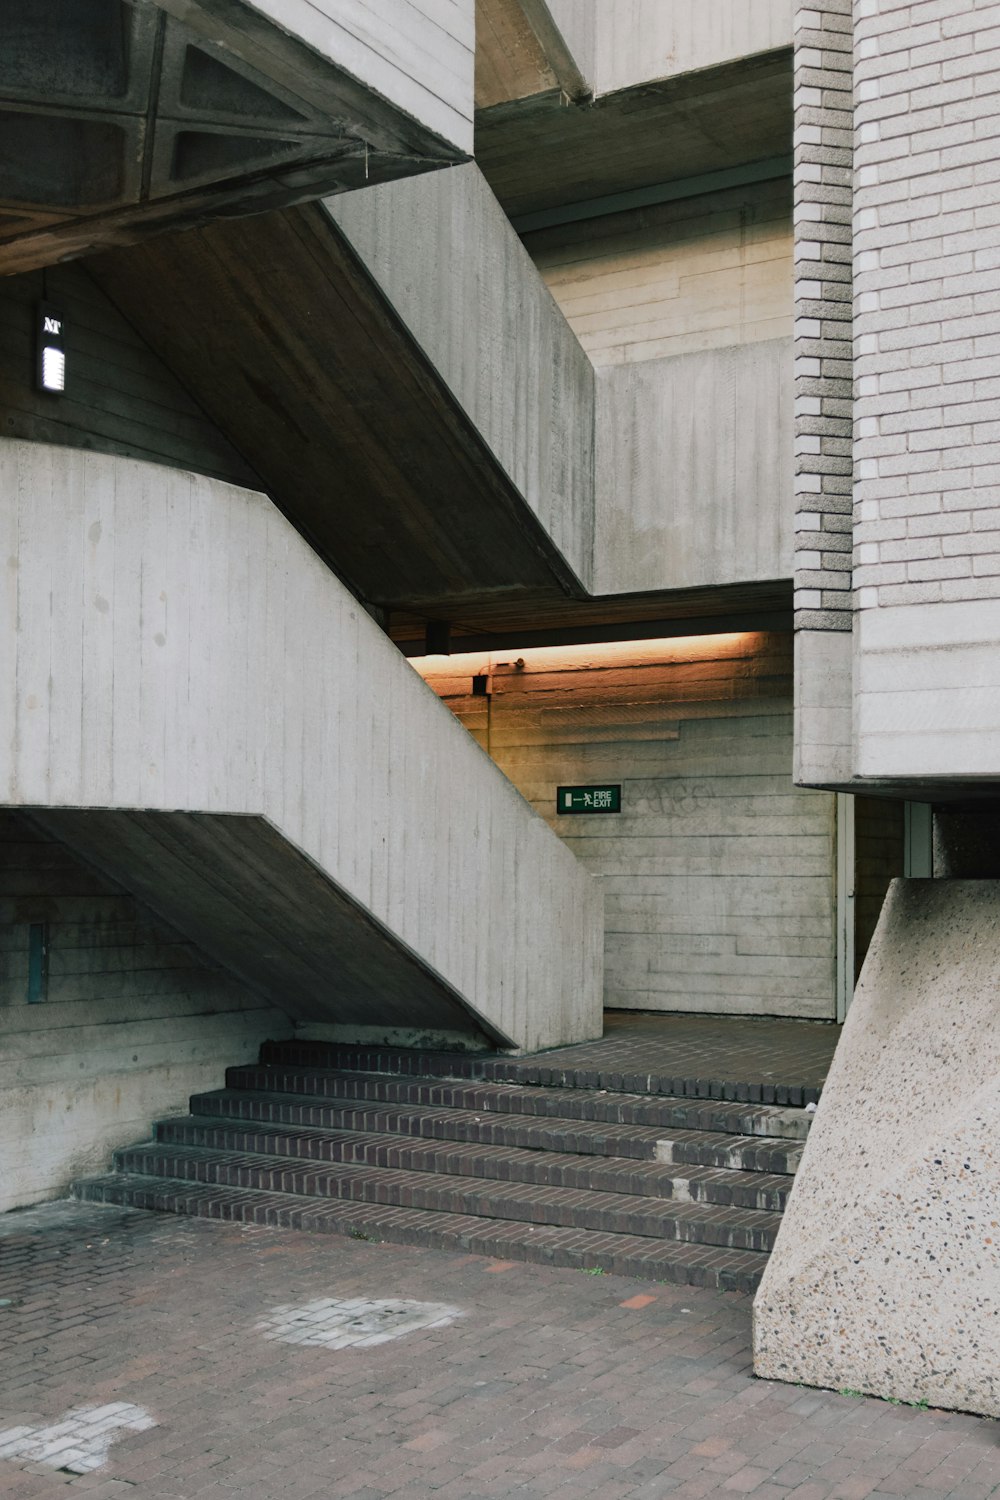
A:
[0, 0, 470, 273]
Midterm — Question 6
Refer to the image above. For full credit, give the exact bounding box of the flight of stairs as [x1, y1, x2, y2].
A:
[73, 1039, 816, 1292]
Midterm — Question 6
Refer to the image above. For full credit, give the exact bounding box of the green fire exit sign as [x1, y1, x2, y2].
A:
[557, 784, 621, 815]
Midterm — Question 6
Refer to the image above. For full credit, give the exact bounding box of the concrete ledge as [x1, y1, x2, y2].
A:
[754, 878, 1000, 1418]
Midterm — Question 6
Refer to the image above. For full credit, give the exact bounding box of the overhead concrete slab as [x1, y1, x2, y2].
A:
[754, 878, 1000, 1418]
[0, 0, 473, 273]
[476, 50, 792, 221]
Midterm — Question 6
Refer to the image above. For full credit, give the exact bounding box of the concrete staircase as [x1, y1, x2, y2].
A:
[74, 1040, 815, 1292]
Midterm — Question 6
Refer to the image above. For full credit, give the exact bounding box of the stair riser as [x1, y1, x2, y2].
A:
[114, 1150, 780, 1253]
[259, 1041, 821, 1108]
[192, 1092, 666, 1161]
[74, 1178, 764, 1291]
[155, 1122, 791, 1212]
[225, 1068, 806, 1140]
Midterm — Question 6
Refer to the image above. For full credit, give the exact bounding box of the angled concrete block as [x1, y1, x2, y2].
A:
[754, 878, 1000, 1418]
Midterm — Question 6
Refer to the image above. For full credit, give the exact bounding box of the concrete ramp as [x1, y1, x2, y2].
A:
[754, 878, 1000, 1418]
[0, 441, 603, 1054]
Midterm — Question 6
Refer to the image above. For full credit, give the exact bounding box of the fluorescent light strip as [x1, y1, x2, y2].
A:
[41, 345, 65, 392]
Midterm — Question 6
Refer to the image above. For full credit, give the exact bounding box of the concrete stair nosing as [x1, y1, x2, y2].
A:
[259, 1039, 824, 1108]
[224, 1065, 813, 1142]
[110, 1143, 783, 1252]
[187, 1098, 803, 1176]
[188, 1089, 803, 1175]
[73, 1172, 769, 1292]
[153, 1115, 793, 1212]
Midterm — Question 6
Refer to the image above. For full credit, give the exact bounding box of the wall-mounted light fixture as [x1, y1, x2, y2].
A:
[36, 303, 66, 394]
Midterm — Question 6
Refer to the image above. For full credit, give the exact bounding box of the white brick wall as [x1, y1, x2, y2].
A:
[854, 0, 1000, 610]
[794, 1, 855, 632]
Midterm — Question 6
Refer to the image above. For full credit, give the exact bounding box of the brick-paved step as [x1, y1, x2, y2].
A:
[156, 1115, 794, 1212]
[225, 1066, 812, 1144]
[191, 1089, 803, 1174]
[111, 1143, 784, 1252]
[260, 1039, 823, 1107]
[74, 1173, 769, 1292]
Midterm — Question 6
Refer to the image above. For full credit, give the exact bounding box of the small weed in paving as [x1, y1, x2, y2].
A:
[581, 1266, 605, 1275]
[839, 1389, 865, 1398]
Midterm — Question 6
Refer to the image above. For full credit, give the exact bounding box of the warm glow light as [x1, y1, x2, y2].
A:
[409, 632, 759, 680]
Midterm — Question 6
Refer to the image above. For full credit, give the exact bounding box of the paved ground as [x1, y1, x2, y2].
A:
[531, 1014, 840, 1096]
[1, 1201, 997, 1500]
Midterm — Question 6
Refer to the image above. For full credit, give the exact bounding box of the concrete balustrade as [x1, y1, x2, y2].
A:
[0, 440, 603, 1055]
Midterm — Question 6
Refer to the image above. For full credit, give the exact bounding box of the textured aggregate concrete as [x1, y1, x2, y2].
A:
[755, 880, 1000, 1418]
[1, 1200, 998, 1499]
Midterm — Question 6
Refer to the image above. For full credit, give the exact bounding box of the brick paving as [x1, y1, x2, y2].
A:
[2, 1201, 998, 1499]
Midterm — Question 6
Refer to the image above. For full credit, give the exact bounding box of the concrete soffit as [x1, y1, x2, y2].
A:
[0, 0, 470, 274]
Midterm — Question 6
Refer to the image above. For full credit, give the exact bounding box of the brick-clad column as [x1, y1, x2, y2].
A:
[793, 2, 856, 789]
[794, 1, 855, 631]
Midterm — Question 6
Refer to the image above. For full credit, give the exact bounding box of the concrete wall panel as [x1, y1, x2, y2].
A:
[0, 440, 603, 1054]
[594, 338, 793, 596]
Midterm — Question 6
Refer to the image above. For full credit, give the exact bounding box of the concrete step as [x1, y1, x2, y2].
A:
[156, 1115, 794, 1212]
[110, 1143, 784, 1252]
[73, 1172, 770, 1291]
[225, 1065, 812, 1142]
[193, 1088, 803, 1175]
[260, 1038, 824, 1108]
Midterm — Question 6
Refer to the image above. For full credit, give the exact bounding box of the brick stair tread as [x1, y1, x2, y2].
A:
[227, 1065, 810, 1141]
[191, 1089, 803, 1174]
[73, 1173, 769, 1291]
[112, 1142, 783, 1250]
[156, 1115, 793, 1210]
[261, 1039, 823, 1107]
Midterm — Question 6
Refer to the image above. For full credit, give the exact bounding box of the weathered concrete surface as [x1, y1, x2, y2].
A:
[327, 163, 595, 589]
[475, 0, 591, 109]
[594, 339, 793, 596]
[583, 0, 793, 95]
[0, 440, 603, 1054]
[794, 629, 853, 789]
[754, 878, 1000, 1418]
